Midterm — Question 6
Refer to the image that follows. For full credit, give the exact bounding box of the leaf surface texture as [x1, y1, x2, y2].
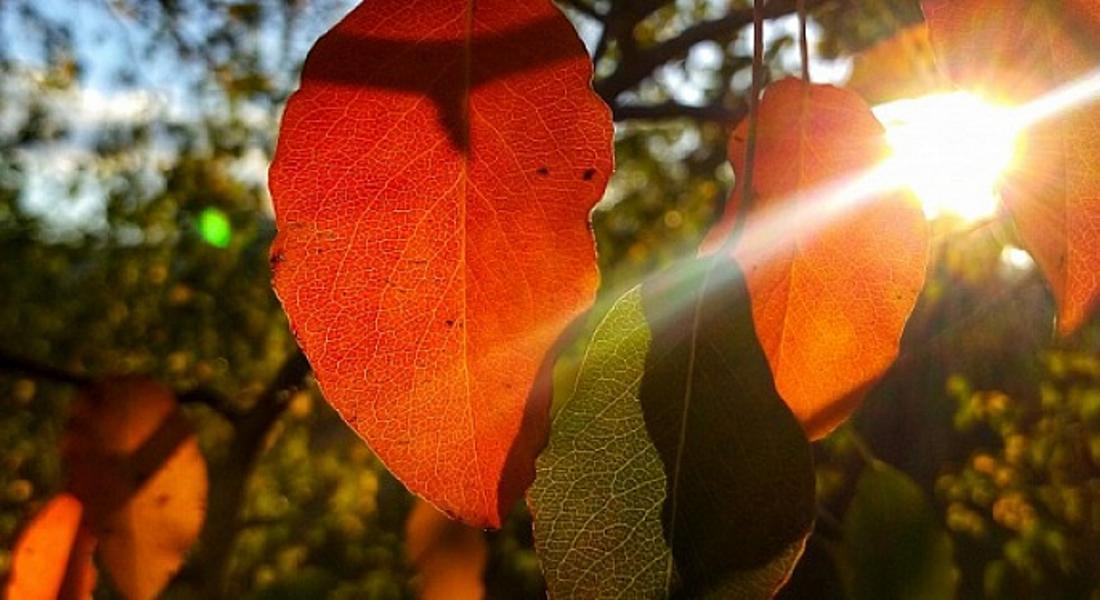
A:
[923, 0, 1100, 334]
[269, 0, 612, 527]
[531, 258, 815, 597]
[703, 79, 929, 438]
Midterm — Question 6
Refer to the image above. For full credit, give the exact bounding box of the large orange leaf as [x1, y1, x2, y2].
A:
[4, 493, 97, 600]
[64, 378, 208, 600]
[702, 79, 929, 439]
[922, 0, 1100, 334]
[269, 0, 611, 526]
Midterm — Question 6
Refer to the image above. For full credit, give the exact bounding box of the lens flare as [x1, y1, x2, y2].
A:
[874, 93, 1022, 221]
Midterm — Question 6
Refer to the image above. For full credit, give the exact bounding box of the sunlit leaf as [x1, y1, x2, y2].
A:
[4, 493, 97, 600]
[530, 258, 815, 598]
[922, 0, 1100, 334]
[845, 23, 947, 104]
[64, 378, 208, 600]
[268, 0, 613, 527]
[703, 79, 929, 439]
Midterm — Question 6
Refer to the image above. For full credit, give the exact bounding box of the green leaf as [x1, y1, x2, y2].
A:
[529, 257, 816, 598]
[841, 463, 958, 600]
[529, 288, 669, 598]
[638, 258, 816, 596]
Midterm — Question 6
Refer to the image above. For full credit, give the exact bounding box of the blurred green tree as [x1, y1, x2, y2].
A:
[0, 0, 1097, 598]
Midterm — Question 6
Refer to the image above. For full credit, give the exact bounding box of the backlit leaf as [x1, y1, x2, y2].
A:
[702, 79, 929, 439]
[845, 24, 947, 105]
[841, 463, 958, 599]
[4, 493, 97, 600]
[405, 499, 488, 600]
[269, 0, 613, 527]
[529, 289, 668, 598]
[530, 258, 815, 598]
[922, 0, 1100, 334]
[64, 378, 208, 600]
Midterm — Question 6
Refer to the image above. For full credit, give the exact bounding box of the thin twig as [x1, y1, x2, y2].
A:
[611, 100, 746, 122]
[178, 386, 242, 422]
[0, 349, 91, 386]
[847, 429, 881, 467]
[556, 0, 604, 22]
[717, 0, 766, 253]
[797, 0, 810, 82]
[594, 0, 829, 101]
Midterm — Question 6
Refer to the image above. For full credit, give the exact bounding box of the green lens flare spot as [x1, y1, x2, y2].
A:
[198, 208, 232, 248]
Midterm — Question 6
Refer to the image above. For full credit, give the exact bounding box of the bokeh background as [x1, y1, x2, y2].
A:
[0, 0, 1097, 597]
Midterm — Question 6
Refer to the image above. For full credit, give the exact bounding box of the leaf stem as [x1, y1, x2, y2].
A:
[716, 0, 765, 254]
[797, 0, 809, 82]
[847, 428, 881, 468]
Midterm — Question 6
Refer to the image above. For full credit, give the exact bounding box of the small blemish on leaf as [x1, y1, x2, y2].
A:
[583, 168, 596, 181]
[270, 252, 285, 267]
[155, 493, 171, 507]
[445, 319, 455, 327]
[536, 166, 550, 176]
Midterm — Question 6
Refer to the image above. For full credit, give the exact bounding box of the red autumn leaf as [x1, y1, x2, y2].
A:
[405, 499, 488, 600]
[64, 378, 208, 600]
[269, 0, 612, 526]
[4, 493, 97, 600]
[702, 79, 929, 439]
[845, 23, 948, 105]
[922, 0, 1100, 334]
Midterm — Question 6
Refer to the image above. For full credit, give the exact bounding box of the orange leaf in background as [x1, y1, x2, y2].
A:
[64, 378, 208, 600]
[405, 499, 488, 600]
[922, 0, 1100, 334]
[703, 79, 929, 439]
[4, 493, 97, 600]
[269, 0, 612, 526]
[845, 23, 948, 105]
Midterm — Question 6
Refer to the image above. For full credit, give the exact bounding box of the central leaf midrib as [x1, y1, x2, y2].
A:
[457, 0, 491, 521]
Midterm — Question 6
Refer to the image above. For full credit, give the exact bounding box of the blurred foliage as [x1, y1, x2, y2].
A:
[936, 352, 1100, 598]
[0, 0, 1097, 598]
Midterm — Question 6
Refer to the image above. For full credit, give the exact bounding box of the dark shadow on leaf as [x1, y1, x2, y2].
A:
[497, 308, 593, 525]
[298, 14, 584, 150]
[637, 257, 816, 596]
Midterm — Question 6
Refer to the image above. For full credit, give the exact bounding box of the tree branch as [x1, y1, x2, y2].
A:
[555, 0, 604, 22]
[595, 0, 830, 101]
[0, 347, 247, 423]
[0, 349, 91, 386]
[178, 386, 243, 423]
[195, 348, 312, 599]
[611, 100, 746, 123]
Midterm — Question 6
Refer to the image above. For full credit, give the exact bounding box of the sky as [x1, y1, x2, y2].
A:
[2, 0, 851, 235]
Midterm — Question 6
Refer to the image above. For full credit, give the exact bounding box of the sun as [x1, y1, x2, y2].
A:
[873, 92, 1023, 222]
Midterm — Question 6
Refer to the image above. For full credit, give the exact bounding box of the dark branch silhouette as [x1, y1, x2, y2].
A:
[300, 0, 839, 148]
[301, 15, 584, 149]
[0, 348, 92, 386]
